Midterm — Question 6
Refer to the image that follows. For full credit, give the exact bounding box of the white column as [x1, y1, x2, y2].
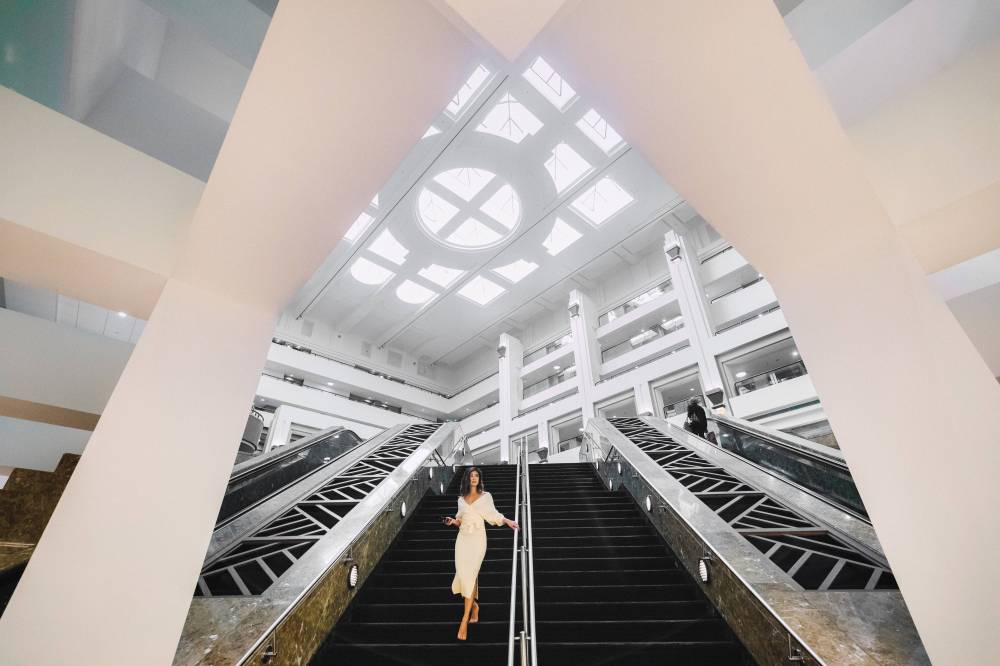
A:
[263, 404, 293, 452]
[567, 289, 602, 422]
[633, 380, 655, 417]
[496, 333, 523, 463]
[543, 5, 1000, 662]
[663, 230, 726, 409]
[0, 3, 476, 664]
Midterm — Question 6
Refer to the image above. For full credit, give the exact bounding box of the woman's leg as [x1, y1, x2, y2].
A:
[458, 594, 474, 640]
[470, 580, 480, 623]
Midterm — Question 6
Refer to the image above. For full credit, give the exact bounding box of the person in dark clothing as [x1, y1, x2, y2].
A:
[686, 397, 708, 438]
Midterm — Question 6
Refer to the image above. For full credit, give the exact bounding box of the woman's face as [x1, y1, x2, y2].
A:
[469, 470, 480, 489]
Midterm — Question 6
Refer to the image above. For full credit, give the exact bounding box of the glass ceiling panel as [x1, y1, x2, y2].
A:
[458, 275, 506, 306]
[343, 212, 374, 243]
[523, 56, 576, 111]
[350, 257, 394, 285]
[576, 109, 624, 154]
[493, 259, 538, 284]
[418, 264, 464, 288]
[446, 64, 491, 118]
[368, 228, 409, 265]
[543, 218, 583, 256]
[479, 183, 520, 230]
[570, 177, 634, 225]
[447, 218, 503, 248]
[476, 93, 544, 144]
[396, 279, 437, 305]
[544, 142, 592, 193]
[418, 189, 460, 233]
[434, 168, 495, 202]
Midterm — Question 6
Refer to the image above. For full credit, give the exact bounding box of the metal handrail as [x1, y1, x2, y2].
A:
[506, 442, 524, 665]
[522, 436, 538, 664]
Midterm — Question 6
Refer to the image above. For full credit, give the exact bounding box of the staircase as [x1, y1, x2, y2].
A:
[529, 463, 753, 664]
[311, 464, 519, 664]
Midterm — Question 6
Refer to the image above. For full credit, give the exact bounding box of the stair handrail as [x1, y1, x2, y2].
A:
[506, 441, 524, 665]
[521, 435, 538, 664]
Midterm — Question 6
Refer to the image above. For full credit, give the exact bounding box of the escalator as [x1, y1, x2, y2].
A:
[311, 464, 518, 664]
[707, 415, 868, 519]
[216, 426, 363, 526]
[529, 463, 753, 664]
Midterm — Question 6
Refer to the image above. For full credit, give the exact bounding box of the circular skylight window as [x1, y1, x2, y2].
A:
[417, 168, 521, 250]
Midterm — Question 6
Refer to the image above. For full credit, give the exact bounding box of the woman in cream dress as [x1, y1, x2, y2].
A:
[444, 467, 518, 641]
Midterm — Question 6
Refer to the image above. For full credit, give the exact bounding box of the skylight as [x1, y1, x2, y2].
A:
[418, 264, 464, 288]
[434, 168, 495, 202]
[396, 280, 437, 305]
[492, 259, 538, 284]
[343, 212, 374, 243]
[523, 57, 576, 111]
[544, 143, 591, 193]
[418, 189, 460, 233]
[423, 125, 442, 139]
[479, 183, 520, 229]
[576, 109, 624, 153]
[447, 218, 502, 247]
[477, 93, 543, 144]
[458, 275, 506, 306]
[542, 218, 582, 256]
[368, 229, 409, 265]
[446, 64, 490, 119]
[350, 257, 394, 285]
[570, 177, 634, 225]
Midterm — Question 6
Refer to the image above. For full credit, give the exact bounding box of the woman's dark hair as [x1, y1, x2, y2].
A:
[460, 466, 485, 496]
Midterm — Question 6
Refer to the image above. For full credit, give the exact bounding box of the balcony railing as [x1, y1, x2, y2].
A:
[735, 360, 807, 395]
[522, 333, 572, 366]
[601, 317, 684, 363]
[522, 366, 576, 399]
[597, 279, 672, 326]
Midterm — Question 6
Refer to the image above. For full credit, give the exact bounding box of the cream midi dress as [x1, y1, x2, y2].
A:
[451, 492, 505, 599]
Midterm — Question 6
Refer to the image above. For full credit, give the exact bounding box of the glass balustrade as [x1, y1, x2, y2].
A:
[522, 365, 577, 399]
[600, 316, 684, 363]
[734, 360, 807, 395]
[597, 279, 672, 326]
[522, 333, 572, 365]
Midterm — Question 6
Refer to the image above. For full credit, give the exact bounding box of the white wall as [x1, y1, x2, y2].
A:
[0, 308, 133, 414]
[0, 87, 202, 277]
[0, 417, 89, 472]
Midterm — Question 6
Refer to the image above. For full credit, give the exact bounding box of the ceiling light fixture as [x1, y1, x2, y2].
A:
[735, 371, 747, 378]
[422, 125, 442, 139]
[117, 311, 128, 318]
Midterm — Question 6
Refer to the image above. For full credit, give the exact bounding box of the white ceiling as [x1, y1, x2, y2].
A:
[292, 56, 684, 369]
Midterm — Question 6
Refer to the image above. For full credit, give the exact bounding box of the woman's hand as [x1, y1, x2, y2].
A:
[445, 517, 460, 527]
[504, 518, 519, 530]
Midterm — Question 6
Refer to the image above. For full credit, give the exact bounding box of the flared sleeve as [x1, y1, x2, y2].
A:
[480, 492, 505, 526]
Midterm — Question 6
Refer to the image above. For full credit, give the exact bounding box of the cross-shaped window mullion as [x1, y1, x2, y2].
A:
[468, 181, 511, 236]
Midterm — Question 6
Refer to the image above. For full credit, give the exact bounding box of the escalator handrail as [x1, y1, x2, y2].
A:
[710, 414, 848, 469]
[228, 425, 356, 483]
[506, 442, 523, 665]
